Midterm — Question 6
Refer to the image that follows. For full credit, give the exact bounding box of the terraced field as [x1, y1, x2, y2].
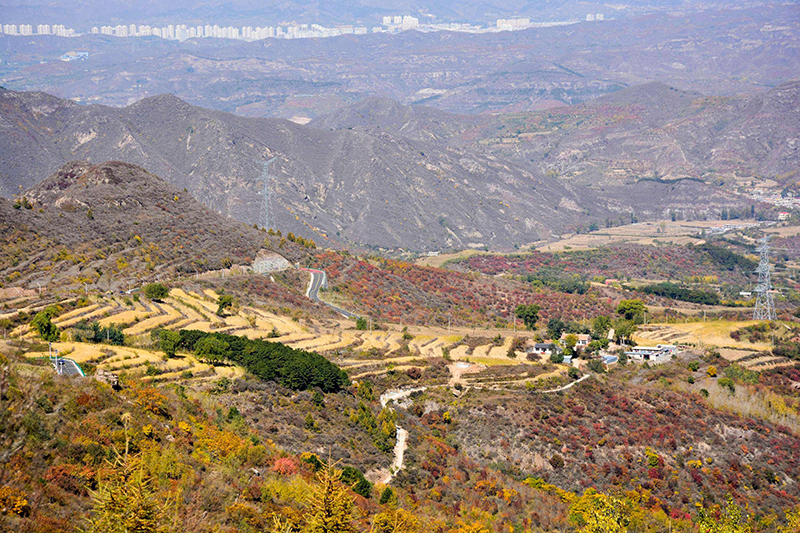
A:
[634, 322, 795, 369]
[10, 286, 796, 391]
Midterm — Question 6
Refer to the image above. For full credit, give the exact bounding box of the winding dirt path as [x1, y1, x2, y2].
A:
[376, 387, 427, 484]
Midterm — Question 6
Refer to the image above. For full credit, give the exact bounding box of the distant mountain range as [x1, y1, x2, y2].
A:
[317, 81, 800, 189]
[0, 87, 754, 251]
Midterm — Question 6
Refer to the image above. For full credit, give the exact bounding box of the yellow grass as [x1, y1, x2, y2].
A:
[407, 335, 433, 352]
[53, 303, 101, 324]
[634, 320, 771, 351]
[168, 296, 209, 321]
[171, 289, 218, 314]
[213, 365, 246, 379]
[463, 356, 518, 366]
[123, 304, 183, 335]
[222, 315, 250, 328]
[355, 332, 388, 351]
[536, 220, 760, 252]
[59, 306, 119, 328]
[186, 291, 219, 312]
[96, 310, 151, 328]
[12, 324, 31, 337]
[385, 334, 403, 353]
[171, 318, 199, 330]
[203, 288, 222, 300]
[24, 342, 106, 363]
[312, 335, 360, 353]
[418, 338, 447, 358]
[290, 334, 342, 351]
[160, 358, 193, 371]
[485, 338, 513, 359]
[103, 356, 151, 371]
[415, 249, 490, 268]
[449, 345, 471, 359]
[744, 356, 780, 368]
[718, 348, 759, 362]
[351, 365, 417, 380]
[472, 344, 491, 357]
[280, 331, 316, 343]
[247, 308, 302, 334]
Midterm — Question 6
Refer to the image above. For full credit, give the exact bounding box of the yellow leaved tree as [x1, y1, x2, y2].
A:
[303, 460, 356, 533]
[696, 496, 752, 533]
[80, 413, 177, 533]
[779, 508, 800, 533]
[569, 488, 631, 533]
[371, 507, 420, 533]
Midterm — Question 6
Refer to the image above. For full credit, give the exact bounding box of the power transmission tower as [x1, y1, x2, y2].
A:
[255, 157, 278, 230]
[753, 236, 777, 321]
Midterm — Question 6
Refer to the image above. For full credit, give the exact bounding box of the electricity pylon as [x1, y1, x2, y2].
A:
[753, 236, 777, 321]
[255, 157, 277, 230]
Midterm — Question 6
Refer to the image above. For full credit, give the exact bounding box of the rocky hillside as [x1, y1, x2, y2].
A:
[310, 97, 483, 142]
[0, 88, 752, 252]
[0, 88, 611, 251]
[0, 160, 295, 291]
[314, 81, 800, 189]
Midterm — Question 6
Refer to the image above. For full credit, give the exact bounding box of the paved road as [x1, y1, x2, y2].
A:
[54, 358, 85, 377]
[302, 268, 360, 319]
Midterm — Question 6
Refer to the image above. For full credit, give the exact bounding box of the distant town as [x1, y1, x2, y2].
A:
[0, 14, 605, 42]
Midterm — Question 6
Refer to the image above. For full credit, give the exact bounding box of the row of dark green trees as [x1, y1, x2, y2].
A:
[176, 330, 350, 393]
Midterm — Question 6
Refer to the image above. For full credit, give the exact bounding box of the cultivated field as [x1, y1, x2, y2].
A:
[10, 282, 797, 389]
[634, 321, 794, 369]
[536, 220, 760, 252]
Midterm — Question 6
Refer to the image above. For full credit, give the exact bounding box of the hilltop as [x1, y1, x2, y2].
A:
[0, 160, 304, 292]
[475, 80, 800, 189]
[309, 97, 482, 142]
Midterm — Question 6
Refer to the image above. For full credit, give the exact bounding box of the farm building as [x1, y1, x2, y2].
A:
[625, 344, 677, 364]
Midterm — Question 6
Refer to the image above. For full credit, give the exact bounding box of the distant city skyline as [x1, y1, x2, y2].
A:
[0, 13, 604, 42]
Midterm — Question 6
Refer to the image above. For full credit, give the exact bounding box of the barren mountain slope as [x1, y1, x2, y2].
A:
[482, 81, 800, 187]
[0, 89, 615, 251]
[314, 81, 800, 189]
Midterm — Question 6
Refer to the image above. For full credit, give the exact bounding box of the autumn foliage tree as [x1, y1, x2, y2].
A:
[80, 413, 175, 533]
[303, 462, 355, 533]
[569, 489, 631, 533]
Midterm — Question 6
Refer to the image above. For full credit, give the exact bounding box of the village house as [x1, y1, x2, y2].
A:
[528, 343, 558, 357]
[560, 332, 591, 347]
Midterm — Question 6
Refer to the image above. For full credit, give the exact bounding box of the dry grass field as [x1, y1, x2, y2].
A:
[634, 321, 772, 351]
[536, 220, 760, 252]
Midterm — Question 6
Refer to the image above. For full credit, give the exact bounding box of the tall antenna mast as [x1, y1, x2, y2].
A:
[753, 236, 777, 321]
[255, 156, 278, 230]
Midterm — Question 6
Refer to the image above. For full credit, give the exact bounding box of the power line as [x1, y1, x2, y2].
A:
[255, 156, 278, 230]
[753, 236, 777, 321]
